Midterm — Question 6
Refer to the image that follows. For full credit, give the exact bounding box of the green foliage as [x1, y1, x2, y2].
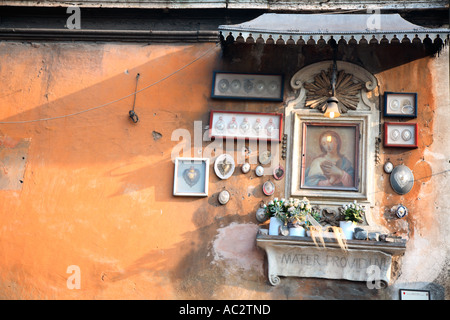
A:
[342, 200, 365, 223]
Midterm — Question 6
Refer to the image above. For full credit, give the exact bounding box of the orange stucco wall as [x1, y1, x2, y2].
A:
[0, 40, 448, 299]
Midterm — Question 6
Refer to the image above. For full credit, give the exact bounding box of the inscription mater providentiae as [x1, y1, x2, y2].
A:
[281, 253, 387, 270]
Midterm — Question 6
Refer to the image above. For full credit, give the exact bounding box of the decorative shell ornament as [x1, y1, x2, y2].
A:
[304, 67, 363, 114]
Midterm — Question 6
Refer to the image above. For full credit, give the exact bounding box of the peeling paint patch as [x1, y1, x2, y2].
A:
[152, 131, 163, 141]
[212, 222, 264, 273]
[0, 137, 30, 190]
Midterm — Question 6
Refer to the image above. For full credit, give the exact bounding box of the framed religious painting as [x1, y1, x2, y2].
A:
[211, 72, 284, 101]
[289, 114, 371, 202]
[299, 122, 360, 192]
[384, 92, 417, 118]
[173, 157, 209, 197]
[384, 122, 418, 148]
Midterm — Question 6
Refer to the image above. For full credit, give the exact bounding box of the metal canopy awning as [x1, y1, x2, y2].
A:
[219, 13, 450, 46]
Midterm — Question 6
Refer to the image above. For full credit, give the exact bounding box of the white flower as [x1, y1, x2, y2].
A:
[306, 204, 311, 210]
[274, 198, 278, 202]
[343, 205, 348, 210]
[268, 201, 274, 205]
[300, 202, 305, 209]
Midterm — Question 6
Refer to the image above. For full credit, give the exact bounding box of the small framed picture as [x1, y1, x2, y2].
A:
[384, 122, 418, 148]
[384, 92, 417, 118]
[399, 289, 430, 300]
[209, 110, 283, 142]
[173, 157, 209, 197]
[211, 71, 284, 101]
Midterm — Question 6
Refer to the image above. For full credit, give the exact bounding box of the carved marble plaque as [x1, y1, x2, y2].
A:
[257, 235, 406, 287]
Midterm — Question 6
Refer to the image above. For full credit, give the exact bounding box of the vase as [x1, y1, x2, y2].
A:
[279, 224, 289, 236]
[269, 217, 283, 236]
[289, 227, 305, 237]
[339, 221, 356, 240]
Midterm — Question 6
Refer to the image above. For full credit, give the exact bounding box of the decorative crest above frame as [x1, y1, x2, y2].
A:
[287, 61, 379, 113]
[304, 68, 364, 114]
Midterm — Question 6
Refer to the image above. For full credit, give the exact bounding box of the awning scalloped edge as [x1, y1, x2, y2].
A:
[219, 30, 450, 47]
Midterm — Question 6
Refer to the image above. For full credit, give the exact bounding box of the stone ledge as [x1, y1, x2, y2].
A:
[256, 234, 406, 287]
[256, 234, 407, 256]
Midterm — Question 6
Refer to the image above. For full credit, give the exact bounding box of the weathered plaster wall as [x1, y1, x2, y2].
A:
[0, 40, 448, 299]
[382, 48, 449, 299]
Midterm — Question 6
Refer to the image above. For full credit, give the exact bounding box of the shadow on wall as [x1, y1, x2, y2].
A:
[0, 42, 220, 197]
[98, 205, 399, 299]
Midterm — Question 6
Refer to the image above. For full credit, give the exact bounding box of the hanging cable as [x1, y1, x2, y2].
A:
[129, 73, 140, 123]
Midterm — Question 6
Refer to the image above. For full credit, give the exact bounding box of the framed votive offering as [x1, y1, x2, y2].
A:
[384, 122, 418, 148]
[211, 72, 284, 101]
[209, 110, 283, 142]
[173, 157, 209, 197]
[384, 92, 417, 118]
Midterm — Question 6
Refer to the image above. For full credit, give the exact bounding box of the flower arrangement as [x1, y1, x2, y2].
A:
[286, 197, 312, 228]
[263, 197, 317, 228]
[263, 198, 288, 224]
[341, 200, 365, 223]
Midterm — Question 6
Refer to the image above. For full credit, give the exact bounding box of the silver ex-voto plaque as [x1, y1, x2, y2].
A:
[390, 165, 414, 195]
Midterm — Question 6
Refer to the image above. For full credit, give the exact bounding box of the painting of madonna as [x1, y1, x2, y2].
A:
[301, 124, 359, 191]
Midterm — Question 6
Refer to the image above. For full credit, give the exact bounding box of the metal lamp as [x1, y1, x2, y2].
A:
[324, 96, 340, 118]
[324, 57, 341, 119]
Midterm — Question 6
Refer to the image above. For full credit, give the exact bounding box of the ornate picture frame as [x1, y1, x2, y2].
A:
[289, 114, 369, 201]
[384, 122, 418, 148]
[211, 72, 284, 101]
[209, 110, 283, 142]
[300, 122, 360, 192]
[173, 157, 209, 197]
[384, 92, 417, 118]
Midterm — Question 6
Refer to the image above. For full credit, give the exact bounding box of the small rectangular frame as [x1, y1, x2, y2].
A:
[399, 289, 431, 300]
[209, 110, 283, 142]
[384, 92, 417, 118]
[211, 71, 284, 101]
[384, 122, 418, 148]
[173, 157, 209, 197]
